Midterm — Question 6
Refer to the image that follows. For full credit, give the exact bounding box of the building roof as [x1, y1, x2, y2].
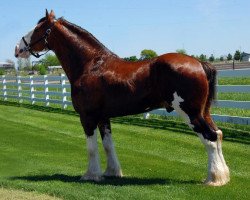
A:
[0, 62, 14, 68]
[0, 62, 12, 65]
[242, 52, 250, 56]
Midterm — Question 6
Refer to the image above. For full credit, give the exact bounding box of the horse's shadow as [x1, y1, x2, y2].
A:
[10, 174, 200, 186]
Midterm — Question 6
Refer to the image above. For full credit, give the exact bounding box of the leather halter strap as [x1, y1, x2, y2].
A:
[21, 27, 52, 58]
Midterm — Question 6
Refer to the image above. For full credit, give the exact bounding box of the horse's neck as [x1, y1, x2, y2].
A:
[50, 21, 113, 82]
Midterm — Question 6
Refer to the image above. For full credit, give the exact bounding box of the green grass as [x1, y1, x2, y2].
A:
[218, 77, 250, 85]
[218, 92, 250, 101]
[215, 77, 250, 117]
[214, 76, 250, 117]
[0, 103, 249, 199]
[0, 187, 60, 200]
[211, 107, 250, 117]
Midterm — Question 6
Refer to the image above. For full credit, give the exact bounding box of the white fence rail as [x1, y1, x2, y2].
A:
[0, 69, 249, 125]
[0, 74, 72, 109]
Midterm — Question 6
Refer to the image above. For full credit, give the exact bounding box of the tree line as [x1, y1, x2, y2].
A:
[124, 49, 244, 62]
[12, 48, 246, 76]
[16, 54, 60, 75]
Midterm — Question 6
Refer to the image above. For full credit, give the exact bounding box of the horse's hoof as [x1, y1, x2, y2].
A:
[80, 173, 103, 182]
[203, 175, 230, 186]
[103, 169, 123, 178]
[204, 180, 229, 186]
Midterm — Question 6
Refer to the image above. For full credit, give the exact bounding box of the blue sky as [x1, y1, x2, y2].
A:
[0, 0, 249, 63]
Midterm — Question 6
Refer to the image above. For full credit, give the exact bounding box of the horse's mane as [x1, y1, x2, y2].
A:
[59, 18, 113, 55]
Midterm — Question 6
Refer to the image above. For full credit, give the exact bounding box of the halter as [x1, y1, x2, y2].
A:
[21, 27, 52, 58]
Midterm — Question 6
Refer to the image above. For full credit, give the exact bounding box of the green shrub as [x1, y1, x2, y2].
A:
[0, 69, 4, 75]
[39, 65, 47, 75]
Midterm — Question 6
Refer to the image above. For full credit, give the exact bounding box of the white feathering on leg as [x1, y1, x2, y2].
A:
[102, 128, 123, 177]
[81, 129, 102, 181]
[198, 130, 230, 186]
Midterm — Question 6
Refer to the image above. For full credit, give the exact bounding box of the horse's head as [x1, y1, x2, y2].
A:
[15, 9, 56, 58]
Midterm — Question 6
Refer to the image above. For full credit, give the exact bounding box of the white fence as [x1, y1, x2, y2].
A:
[0, 69, 250, 125]
[0, 74, 72, 109]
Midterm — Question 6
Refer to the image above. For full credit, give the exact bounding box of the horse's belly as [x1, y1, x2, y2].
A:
[104, 98, 161, 118]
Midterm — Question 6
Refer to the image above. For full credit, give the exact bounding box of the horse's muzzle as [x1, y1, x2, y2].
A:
[15, 44, 29, 58]
[15, 44, 19, 58]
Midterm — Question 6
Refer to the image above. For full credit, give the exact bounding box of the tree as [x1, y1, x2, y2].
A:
[39, 53, 60, 68]
[140, 49, 158, 60]
[219, 56, 224, 61]
[39, 65, 47, 75]
[17, 58, 22, 70]
[24, 58, 31, 69]
[176, 49, 187, 55]
[190, 55, 199, 59]
[124, 56, 138, 62]
[199, 54, 207, 62]
[234, 50, 241, 61]
[17, 57, 31, 70]
[0, 69, 4, 75]
[5, 59, 15, 68]
[208, 54, 215, 62]
[227, 53, 232, 61]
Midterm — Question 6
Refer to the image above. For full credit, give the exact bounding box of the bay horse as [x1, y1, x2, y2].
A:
[15, 10, 229, 186]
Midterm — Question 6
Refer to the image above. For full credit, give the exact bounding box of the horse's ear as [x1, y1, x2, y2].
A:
[46, 9, 49, 18]
[46, 9, 56, 23]
[50, 10, 56, 19]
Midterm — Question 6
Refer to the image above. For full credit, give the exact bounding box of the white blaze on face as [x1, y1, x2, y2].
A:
[15, 27, 35, 58]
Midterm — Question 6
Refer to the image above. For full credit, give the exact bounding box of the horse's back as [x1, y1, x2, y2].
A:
[156, 53, 203, 71]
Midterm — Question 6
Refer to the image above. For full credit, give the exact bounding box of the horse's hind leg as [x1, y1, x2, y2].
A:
[172, 92, 230, 186]
[202, 104, 230, 186]
[98, 119, 123, 177]
[190, 116, 230, 186]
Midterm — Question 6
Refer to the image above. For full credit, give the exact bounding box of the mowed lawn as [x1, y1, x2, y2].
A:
[0, 103, 249, 200]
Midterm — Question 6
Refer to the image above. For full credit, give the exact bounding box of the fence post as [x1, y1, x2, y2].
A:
[30, 76, 35, 105]
[2, 75, 7, 101]
[61, 74, 67, 109]
[44, 75, 49, 107]
[143, 112, 150, 119]
[17, 76, 22, 103]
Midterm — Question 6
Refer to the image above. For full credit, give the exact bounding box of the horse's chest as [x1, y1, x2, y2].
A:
[71, 83, 103, 112]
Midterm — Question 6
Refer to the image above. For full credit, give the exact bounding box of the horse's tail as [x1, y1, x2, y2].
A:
[201, 62, 217, 104]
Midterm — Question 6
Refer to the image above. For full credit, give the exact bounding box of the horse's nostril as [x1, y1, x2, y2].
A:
[15, 54, 19, 58]
[19, 49, 24, 53]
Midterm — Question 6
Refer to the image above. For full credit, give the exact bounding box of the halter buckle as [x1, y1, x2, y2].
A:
[46, 29, 51, 35]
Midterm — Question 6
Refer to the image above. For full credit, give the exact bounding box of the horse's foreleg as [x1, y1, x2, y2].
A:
[80, 117, 102, 181]
[98, 120, 123, 177]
